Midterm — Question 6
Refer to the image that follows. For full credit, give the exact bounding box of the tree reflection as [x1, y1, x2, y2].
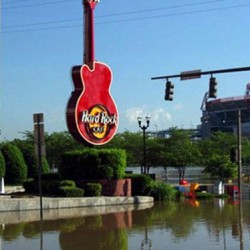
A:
[0, 200, 250, 249]
[59, 214, 129, 250]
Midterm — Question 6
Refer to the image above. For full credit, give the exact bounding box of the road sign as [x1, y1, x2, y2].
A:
[180, 69, 201, 80]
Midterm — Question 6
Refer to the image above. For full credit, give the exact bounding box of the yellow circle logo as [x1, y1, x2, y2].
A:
[86, 105, 109, 140]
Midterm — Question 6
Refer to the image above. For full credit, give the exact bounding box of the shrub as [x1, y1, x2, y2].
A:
[13, 141, 50, 178]
[215, 193, 229, 199]
[59, 149, 99, 180]
[0, 151, 6, 178]
[41, 157, 50, 175]
[60, 180, 76, 188]
[42, 180, 60, 195]
[57, 186, 84, 197]
[1, 143, 27, 184]
[84, 183, 102, 197]
[195, 192, 214, 199]
[23, 178, 80, 197]
[23, 178, 36, 193]
[59, 148, 126, 180]
[126, 174, 152, 196]
[149, 181, 177, 201]
[98, 149, 126, 179]
[40, 173, 61, 181]
[24, 179, 60, 195]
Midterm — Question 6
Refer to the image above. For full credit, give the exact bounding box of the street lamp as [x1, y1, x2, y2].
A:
[141, 226, 153, 250]
[137, 114, 150, 174]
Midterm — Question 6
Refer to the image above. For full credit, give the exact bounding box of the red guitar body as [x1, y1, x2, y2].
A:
[67, 62, 118, 145]
[66, 0, 118, 145]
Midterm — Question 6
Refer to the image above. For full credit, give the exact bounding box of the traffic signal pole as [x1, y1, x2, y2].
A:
[151, 66, 250, 81]
[152, 65, 250, 195]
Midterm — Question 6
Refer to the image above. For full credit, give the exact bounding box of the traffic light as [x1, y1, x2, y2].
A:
[208, 76, 217, 98]
[165, 81, 174, 101]
[230, 147, 238, 162]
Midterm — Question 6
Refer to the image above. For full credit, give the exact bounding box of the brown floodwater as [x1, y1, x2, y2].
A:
[0, 199, 250, 250]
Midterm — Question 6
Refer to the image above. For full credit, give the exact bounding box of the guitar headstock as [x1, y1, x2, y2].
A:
[83, 0, 100, 9]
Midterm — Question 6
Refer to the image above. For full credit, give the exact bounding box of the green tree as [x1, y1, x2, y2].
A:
[203, 154, 237, 179]
[101, 131, 142, 168]
[1, 143, 27, 184]
[0, 151, 6, 178]
[165, 128, 200, 182]
[198, 132, 238, 180]
[241, 137, 250, 165]
[46, 131, 83, 168]
[118, 131, 141, 166]
[146, 137, 166, 174]
[13, 139, 50, 178]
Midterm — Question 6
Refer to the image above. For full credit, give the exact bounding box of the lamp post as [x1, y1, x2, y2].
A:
[137, 114, 150, 174]
[141, 226, 153, 250]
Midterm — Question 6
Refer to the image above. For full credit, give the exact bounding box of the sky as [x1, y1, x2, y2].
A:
[1, 0, 250, 141]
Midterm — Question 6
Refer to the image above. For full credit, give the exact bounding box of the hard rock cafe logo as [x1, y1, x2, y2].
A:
[81, 104, 117, 140]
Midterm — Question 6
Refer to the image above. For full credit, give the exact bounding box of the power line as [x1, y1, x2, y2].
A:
[2, 0, 225, 29]
[2, 18, 81, 29]
[2, 0, 220, 30]
[1, 2, 250, 34]
[2, 0, 75, 9]
[2, 0, 74, 3]
[97, 0, 226, 18]
[95, 4, 250, 24]
[2, 0, 223, 10]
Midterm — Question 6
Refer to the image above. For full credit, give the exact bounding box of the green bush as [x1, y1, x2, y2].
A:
[41, 157, 50, 175]
[24, 179, 60, 195]
[23, 178, 36, 193]
[13, 141, 50, 178]
[58, 186, 84, 197]
[195, 192, 214, 199]
[60, 180, 76, 188]
[84, 183, 102, 197]
[40, 173, 61, 181]
[98, 149, 126, 179]
[26, 173, 61, 194]
[0, 151, 6, 178]
[59, 148, 126, 180]
[59, 148, 98, 180]
[23, 178, 80, 197]
[42, 180, 60, 195]
[149, 181, 177, 201]
[1, 143, 27, 184]
[126, 174, 152, 196]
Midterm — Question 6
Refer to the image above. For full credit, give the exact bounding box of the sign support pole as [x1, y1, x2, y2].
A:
[33, 113, 45, 220]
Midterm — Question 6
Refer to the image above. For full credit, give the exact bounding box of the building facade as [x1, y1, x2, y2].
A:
[201, 94, 250, 138]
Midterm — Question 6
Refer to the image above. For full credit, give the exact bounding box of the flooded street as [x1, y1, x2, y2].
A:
[1, 199, 250, 250]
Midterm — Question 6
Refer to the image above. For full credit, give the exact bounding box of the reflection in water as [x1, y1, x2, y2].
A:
[239, 197, 244, 250]
[140, 226, 152, 250]
[0, 200, 250, 250]
[40, 219, 43, 250]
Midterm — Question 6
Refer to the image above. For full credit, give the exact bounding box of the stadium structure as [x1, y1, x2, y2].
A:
[200, 83, 250, 138]
[150, 83, 250, 139]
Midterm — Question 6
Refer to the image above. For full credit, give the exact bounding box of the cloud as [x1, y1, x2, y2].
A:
[125, 107, 145, 124]
[173, 103, 183, 111]
[151, 108, 172, 123]
[125, 107, 172, 126]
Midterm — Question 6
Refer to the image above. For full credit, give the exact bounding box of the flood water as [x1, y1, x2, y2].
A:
[1, 199, 250, 250]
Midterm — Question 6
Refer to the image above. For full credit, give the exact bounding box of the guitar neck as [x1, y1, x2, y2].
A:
[83, 0, 98, 69]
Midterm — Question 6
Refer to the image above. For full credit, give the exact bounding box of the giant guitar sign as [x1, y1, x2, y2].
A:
[66, 0, 118, 145]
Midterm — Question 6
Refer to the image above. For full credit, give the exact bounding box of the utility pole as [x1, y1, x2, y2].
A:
[237, 110, 242, 194]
